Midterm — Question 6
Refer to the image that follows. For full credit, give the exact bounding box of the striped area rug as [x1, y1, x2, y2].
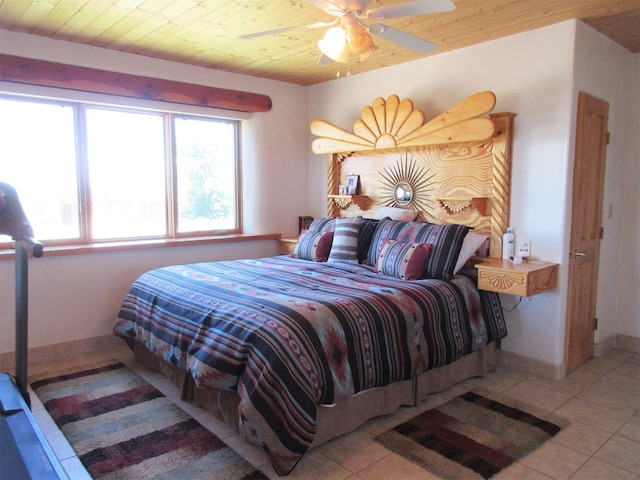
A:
[375, 388, 569, 479]
[31, 362, 268, 479]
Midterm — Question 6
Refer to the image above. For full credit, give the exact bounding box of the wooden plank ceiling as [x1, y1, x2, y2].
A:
[1, 0, 638, 86]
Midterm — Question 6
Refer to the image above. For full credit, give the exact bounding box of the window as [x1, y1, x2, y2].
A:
[174, 116, 238, 234]
[0, 99, 79, 241]
[86, 108, 168, 239]
[0, 95, 240, 247]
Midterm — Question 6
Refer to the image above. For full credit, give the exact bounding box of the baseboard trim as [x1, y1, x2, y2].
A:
[614, 334, 640, 353]
[595, 333, 640, 356]
[497, 349, 566, 380]
[0, 335, 121, 373]
[499, 333, 640, 380]
[2, 333, 637, 382]
[594, 334, 616, 357]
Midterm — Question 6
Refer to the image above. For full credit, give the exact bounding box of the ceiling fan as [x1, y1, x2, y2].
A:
[240, 0, 455, 65]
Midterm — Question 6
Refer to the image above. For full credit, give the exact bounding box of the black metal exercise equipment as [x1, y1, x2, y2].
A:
[0, 182, 66, 479]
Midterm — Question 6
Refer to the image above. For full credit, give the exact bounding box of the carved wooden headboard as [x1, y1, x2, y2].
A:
[311, 91, 515, 258]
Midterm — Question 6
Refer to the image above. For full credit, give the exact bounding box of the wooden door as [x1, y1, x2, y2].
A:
[565, 92, 609, 373]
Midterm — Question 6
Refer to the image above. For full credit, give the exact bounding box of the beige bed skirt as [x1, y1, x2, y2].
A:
[134, 342, 498, 449]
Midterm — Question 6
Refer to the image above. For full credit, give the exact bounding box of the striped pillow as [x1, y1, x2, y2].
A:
[367, 219, 470, 279]
[375, 239, 433, 280]
[357, 218, 379, 264]
[307, 218, 336, 233]
[293, 230, 334, 262]
[328, 217, 362, 264]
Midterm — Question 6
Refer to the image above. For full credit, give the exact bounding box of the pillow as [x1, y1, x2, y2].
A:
[453, 231, 489, 274]
[357, 217, 379, 264]
[292, 230, 334, 262]
[366, 218, 470, 280]
[327, 217, 362, 264]
[307, 218, 336, 233]
[372, 206, 419, 222]
[375, 239, 433, 280]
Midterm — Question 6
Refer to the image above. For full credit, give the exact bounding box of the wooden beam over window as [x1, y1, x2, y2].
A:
[0, 54, 272, 113]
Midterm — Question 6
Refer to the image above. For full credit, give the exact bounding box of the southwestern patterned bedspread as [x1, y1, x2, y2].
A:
[114, 255, 506, 475]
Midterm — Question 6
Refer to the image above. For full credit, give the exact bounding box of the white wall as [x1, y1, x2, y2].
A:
[308, 20, 639, 368]
[570, 24, 640, 345]
[0, 31, 309, 354]
[617, 51, 640, 339]
[613, 52, 640, 340]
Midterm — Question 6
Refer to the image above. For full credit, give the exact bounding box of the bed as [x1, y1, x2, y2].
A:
[113, 92, 515, 475]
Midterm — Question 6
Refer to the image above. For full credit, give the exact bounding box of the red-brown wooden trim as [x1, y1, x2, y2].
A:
[0, 233, 281, 260]
[0, 54, 272, 113]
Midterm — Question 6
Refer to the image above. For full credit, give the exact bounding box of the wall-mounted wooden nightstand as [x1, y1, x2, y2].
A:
[278, 237, 298, 255]
[475, 258, 558, 296]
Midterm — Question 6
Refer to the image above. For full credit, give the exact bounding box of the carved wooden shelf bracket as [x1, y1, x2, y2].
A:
[328, 195, 372, 211]
[437, 197, 490, 216]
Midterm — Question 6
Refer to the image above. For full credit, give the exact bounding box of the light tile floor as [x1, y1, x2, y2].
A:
[28, 346, 639, 480]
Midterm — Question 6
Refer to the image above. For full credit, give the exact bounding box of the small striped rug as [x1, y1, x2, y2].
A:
[31, 362, 267, 480]
[375, 388, 569, 479]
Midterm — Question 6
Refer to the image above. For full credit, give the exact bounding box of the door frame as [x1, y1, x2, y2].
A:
[564, 91, 609, 374]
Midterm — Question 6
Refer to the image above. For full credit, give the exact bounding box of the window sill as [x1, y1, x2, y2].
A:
[0, 233, 282, 260]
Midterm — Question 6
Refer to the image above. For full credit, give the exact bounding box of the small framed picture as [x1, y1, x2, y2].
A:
[298, 215, 313, 234]
[346, 175, 359, 195]
[338, 185, 348, 195]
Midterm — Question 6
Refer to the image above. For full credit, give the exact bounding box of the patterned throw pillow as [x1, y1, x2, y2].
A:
[293, 230, 334, 262]
[366, 219, 470, 280]
[375, 239, 433, 280]
[328, 217, 362, 264]
[357, 217, 379, 264]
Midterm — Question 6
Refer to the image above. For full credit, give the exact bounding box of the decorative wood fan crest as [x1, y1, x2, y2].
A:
[479, 271, 524, 291]
[311, 91, 497, 154]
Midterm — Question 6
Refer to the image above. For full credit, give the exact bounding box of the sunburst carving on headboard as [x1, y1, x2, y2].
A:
[311, 91, 496, 154]
[379, 155, 435, 214]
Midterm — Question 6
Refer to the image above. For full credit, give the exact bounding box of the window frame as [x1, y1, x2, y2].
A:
[0, 91, 243, 250]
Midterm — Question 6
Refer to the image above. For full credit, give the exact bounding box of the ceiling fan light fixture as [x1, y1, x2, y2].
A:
[318, 26, 350, 63]
[346, 23, 378, 60]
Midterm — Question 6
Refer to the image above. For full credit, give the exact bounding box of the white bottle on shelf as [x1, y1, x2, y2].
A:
[502, 227, 515, 260]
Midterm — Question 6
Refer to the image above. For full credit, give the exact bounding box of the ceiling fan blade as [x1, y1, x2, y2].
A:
[365, 0, 455, 20]
[305, 0, 348, 16]
[317, 54, 335, 66]
[368, 24, 437, 54]
[239, 20, 337, 40]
